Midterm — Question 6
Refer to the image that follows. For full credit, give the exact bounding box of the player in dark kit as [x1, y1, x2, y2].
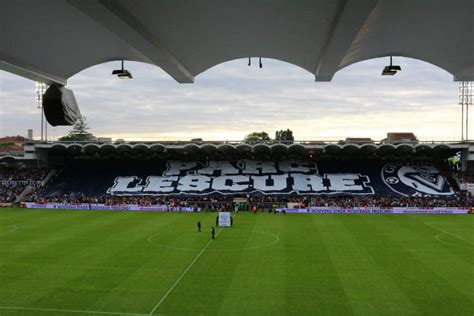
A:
[211, 226, 215, 239]
[197, 221, 201, 232]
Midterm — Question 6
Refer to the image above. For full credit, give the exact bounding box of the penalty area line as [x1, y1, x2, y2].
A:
[0, 305, 147, 315]
[0, 218, 40, 229]
[424, 222, 474, 246]
[148, 228, 223, 315]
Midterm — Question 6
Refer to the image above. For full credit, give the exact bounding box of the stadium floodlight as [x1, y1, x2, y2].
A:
[382, 56, 401, 76]
[112, 60, 133, 79]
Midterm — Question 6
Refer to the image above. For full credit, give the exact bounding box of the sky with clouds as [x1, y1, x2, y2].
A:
[0, 57, 464, 142]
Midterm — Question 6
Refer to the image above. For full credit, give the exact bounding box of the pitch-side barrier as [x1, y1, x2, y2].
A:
[20, 203, 472, 214]
[275, 207, 470, 214]
[22, 202, 198, 212]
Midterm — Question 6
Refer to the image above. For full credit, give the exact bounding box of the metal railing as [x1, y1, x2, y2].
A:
[25, 139, 472, 146]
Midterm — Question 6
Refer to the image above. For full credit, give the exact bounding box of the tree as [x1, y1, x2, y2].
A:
[275, 129, 294, 143]
[0, 142, 15, 150]
[58, 115, 95, 141]
[244, 131, 271, 143]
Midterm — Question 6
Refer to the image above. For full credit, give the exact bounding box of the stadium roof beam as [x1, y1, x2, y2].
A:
[0, 54, 67, 86]
[67, 0, 194, 83]
[315, 0, 377, 82]
[1, 1, 473, 84]
[454, 68, 474, 82]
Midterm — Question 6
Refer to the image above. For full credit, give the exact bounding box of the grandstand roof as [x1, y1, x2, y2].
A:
[31, 141, 464, 159]
[1, 0, 473, 85]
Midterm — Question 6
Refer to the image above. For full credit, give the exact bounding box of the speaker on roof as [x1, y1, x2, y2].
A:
[42, 84, 81, 126]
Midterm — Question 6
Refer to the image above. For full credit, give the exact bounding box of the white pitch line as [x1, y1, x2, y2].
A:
[0, 225, 18, 236]
[0, 217, 47, 236]
[424, 222, 474, 246]
[148, 230, 279, 252]
[0, 217, 43, 230]
[0, 305, 147, 316]
[434, 232, 474, 250]
[148, 228, 223, 315]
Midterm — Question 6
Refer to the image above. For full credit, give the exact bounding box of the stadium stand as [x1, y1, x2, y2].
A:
[458, 172, 474, 184]
[15, 159, 473, 211]
[26, 192, 473, 210]
[0, 164, 48, 203]
[35, 159, 454, 196]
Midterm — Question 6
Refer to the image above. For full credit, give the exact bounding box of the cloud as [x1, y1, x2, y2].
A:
[0, 57, 462, 141]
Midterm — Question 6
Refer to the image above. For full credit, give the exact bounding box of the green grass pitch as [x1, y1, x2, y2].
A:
[0, 208, 473, 315]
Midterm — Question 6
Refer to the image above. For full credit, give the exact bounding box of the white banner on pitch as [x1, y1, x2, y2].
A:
[218, 212, 231, 227]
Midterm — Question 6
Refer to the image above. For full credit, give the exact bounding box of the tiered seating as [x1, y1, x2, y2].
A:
[0, 165, 48, 203]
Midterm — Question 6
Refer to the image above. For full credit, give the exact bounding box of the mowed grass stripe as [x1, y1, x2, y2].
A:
[315, 215, 419, 315]
[151, 213, 263, 314]
[0, 209, 473, 315]
[31, 212, 186, 313]
[0, 305, 147, 316]
[0, 209, 80, 238]
[383, 215, 474, 282]
[148, 227, 223, 315]
[380, 215, 474, 311]
[91, 212, 219, 313]
[353, 215, 474, 315]
[280, 214, 354, 315]
[217, 214, 287, 315]
[0, 210, 102, 270]
[89, 213, 210, 313]
[307, 215, 355, 315]
[0, 208, 57, 227]
[1, 211, 149, 309]
[0, 210, 200, 314]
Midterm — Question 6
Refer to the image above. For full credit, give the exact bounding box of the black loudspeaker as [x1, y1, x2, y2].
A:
[42, 84, 81, 126]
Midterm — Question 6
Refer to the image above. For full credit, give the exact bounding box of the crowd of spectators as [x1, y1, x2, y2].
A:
[304, 193, 473, 208]
[457, 172, 474, 184]
[0, 184, 25, 204]
[0, 165, 48, 203]
[2, 163, 473, 209]
[30, 194, 235, 211]
[26, 191, 474, 209]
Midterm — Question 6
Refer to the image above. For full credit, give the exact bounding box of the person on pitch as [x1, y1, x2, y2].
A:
[211, 226, 215, 239]
[197, 220, 201, 232]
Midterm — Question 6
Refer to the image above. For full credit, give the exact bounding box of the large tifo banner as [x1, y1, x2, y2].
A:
[104, 160, 454, 197]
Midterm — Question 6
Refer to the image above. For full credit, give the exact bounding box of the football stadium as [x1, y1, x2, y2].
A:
[1, 1, 474, 315]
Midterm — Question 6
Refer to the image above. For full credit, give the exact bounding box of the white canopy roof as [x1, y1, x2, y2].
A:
[1, 0, 473, 85]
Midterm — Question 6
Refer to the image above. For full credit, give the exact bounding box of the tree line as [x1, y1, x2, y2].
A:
[57, 116, 294, 144]
[244, 129, 294, 143]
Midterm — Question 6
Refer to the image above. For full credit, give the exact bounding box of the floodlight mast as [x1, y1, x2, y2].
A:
[36, 82, 47, 142]
[460, 81, 473, 141]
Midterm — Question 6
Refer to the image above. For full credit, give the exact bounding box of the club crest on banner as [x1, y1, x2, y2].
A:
[381, 162, 454, 197]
